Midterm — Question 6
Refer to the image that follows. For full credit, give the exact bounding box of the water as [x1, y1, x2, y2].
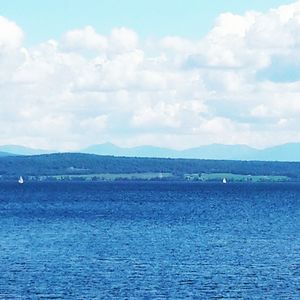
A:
[0, 182, 299, 299]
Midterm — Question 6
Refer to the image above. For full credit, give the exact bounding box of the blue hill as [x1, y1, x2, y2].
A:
[257, 143, 300, 161]
[0, 151, 14, 157]
[2, 142, 300, 161]
[82, 143, 259, 160]
[0, 145, 53, 156]
[82, 142, 300, 161]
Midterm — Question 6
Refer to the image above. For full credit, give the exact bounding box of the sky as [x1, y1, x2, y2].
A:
[1, 0, 300, 150]
[0, 0, 294, 44]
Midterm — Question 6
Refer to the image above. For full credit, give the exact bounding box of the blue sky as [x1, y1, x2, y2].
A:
[1, 0, 300, 150]
[0, 0, 294, 44]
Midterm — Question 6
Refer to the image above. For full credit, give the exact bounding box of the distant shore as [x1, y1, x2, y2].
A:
[0, 152, 299, 183]
[0, 172, 292, 183]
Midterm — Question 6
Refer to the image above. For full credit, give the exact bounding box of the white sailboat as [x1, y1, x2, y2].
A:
[222, 178, 227, 184]
[18, 176, 24, 184]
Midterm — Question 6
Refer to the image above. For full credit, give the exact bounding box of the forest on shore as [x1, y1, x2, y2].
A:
[0, 153, 300, 182]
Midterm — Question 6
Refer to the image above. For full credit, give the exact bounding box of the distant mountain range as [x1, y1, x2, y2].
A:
[2, 142, 300, 161]
[81, 143, 258, 160]
[0, 145, 53, 156]
[0, 151, 14, 157]
[81, 142, 300, 161]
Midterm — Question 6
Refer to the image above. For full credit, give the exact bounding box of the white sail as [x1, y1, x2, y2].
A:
[18, 176, 24, 184]
[222, 178, 227, 184]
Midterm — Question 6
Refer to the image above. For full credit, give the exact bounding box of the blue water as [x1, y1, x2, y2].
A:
[0, 182, 299, 299]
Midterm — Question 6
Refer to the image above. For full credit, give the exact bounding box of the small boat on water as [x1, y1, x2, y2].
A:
[222, 178, 227, 184]
[18, 176, 24, 184]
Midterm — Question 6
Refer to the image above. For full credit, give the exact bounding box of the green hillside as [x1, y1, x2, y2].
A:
[0, 153, 300, 182]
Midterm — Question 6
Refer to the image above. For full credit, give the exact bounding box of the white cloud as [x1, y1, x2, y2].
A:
[80, 115, 108, 131]
[63, 26, 107, 52]
[109, 27, 139, 53]
[3, 1, 300, 150]
[0, 16, 23, 50]
[131, 102, 182, 129]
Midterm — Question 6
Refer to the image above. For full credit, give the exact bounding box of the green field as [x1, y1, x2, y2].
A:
[29, 172, 174, 181]
[184, 173, 290, 182]
[26, 171, 292, 182]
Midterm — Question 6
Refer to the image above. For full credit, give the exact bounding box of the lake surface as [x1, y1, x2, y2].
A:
[0, 182, 299, 299]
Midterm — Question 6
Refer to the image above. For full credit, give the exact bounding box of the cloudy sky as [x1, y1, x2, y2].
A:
[1, 0, 300, 150]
